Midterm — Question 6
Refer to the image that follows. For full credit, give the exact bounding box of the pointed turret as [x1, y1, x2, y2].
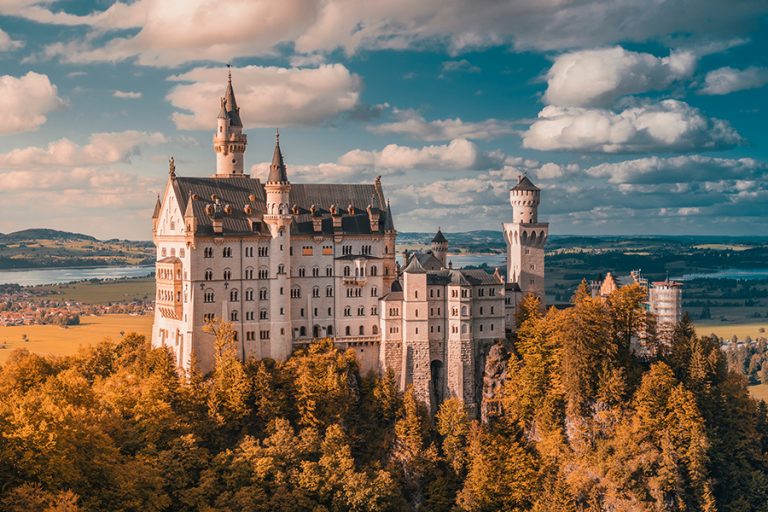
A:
[384, 200, 395, 232]
[152, 194, 162, 219]
[213, 68, 247, 177]
[431, 227, 448, 267]
[267, 129, 288, 183]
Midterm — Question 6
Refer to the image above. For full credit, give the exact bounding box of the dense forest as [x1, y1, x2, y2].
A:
[2, 284, 768, 511]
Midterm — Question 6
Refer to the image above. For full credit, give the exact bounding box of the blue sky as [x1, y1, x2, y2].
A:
[0, 0, 767, 240]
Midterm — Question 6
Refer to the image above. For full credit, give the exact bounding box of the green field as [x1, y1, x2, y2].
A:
[749, 384, 768, 402]
[0, 314, 154, 364]
[33, 277, 155, 304]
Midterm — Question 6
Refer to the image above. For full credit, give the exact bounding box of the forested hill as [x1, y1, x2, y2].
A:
[0, 229, 98, 242]
[0, 229, 154, 269]
[1, 286, 767, 511]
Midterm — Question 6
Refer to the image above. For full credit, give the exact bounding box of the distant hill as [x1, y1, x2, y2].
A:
[0, 229, 154, 270]
[0, 229, 98, 242]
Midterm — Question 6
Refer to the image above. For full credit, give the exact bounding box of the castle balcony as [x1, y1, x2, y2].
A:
[342, 276, 368, 286]
[156, 257, 183, 320]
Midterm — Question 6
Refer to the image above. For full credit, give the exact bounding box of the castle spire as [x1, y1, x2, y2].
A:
[224, 65, 242, 127]
[267, 129, 288, 183]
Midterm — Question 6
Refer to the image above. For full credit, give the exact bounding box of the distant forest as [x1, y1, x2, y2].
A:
[2, 284, 768, 511]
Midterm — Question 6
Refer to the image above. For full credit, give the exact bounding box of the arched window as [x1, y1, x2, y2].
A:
[344, 266, 351, 277]
[462, 306, 468, 316]
[259, 309, 268, 320]
[300, 326, 307, 337]
[230, 289, 239, 302]
[204, 290, 214, 303]
[326, 286, 333, 297]
[245, 288, 254, 301]
[223, 269, 232, 281]
[312, 286, 320, 298]
[205, 269, 213, 281]
[345, 326, 351, 336]
[278, 264, 285, 274]
[372, 325, 379, 335]
[259, 288, 268, 300]
[291, 286, 301, 298]
[370, 265, 377, 276]
[359, 325, 365, 335]
[244, 267, 254, 279]
[344, 306, 351, 316]
[231, 311, 238, 321]
[327, 325, 334, 335]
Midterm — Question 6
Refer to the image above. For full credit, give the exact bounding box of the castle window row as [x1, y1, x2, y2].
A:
[160, 248, 185, 258]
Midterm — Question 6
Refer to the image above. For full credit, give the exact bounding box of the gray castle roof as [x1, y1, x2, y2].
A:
[432, 229, 447, 244]
[170, 176, 392, 237]
[512, 175, 539, 191]
[223, 75, 243, 127]
[267, 134, 288, 183]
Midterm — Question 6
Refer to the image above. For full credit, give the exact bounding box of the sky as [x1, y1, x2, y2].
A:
[0, 0, 767, 240]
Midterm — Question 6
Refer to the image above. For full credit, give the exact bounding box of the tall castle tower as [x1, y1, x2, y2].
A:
[263, 130, 293, 360]
[503, 175, 548, 302]
[213, 70, 247, 177]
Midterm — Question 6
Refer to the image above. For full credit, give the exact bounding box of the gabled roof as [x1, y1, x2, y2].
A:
[403, 255, 427, 274]
[512, 175, 539, 192]
[414, 251, 443, 271]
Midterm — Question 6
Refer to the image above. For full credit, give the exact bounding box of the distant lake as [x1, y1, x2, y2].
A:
[673, 269, 768, 281]
[0, 265, 155, 287]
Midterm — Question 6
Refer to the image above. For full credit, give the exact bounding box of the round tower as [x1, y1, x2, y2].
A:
[213, 69, 247, 177]
[510, 175, 540, 224]
[263, 129, 293, 361]
[431, 228, 448, 268]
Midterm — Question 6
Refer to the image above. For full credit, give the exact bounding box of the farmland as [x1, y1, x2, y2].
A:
[0, 314, 153, 364]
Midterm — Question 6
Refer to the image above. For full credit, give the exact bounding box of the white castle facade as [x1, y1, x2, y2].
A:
[151, 75, 547, 415]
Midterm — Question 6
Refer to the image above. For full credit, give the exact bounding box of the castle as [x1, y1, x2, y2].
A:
[151, 74, 547, 415]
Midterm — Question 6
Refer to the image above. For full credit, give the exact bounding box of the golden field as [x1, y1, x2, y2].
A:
[749, 383, 768, 403]
[0, 314, 153, 364]
[695, 321, 768, 341]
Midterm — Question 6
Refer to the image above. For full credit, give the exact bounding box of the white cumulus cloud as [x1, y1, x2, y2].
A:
[369, 110, 516, 141]
[544, 47, 696, 107]
[585, 155, 766, 184]
[338, 138, 504, 171]
[522, 100, 741, 153]
[0, 131, 167, 168]
[699, 66, 768, 95]
[167, 64, 361, 130]
[12, 0, 766, 66]
[0, 72, 64, 134]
